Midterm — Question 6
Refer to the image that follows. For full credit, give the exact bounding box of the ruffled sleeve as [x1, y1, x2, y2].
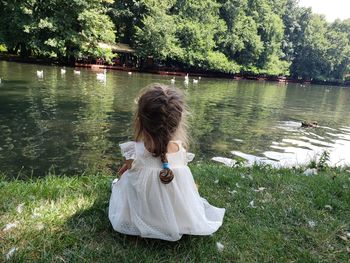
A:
[186, 152, 195, 163]
[119, 141, 136, 160]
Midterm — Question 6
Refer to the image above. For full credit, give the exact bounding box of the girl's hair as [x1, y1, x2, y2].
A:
[134, 83, 188, 184]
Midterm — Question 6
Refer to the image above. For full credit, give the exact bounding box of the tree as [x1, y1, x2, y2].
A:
[290, 14, 330, 80]
[0, 0, 116, 63]
[326, 20, 350, 80]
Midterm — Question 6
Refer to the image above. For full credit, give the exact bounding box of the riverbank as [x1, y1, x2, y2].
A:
[1, 54, 350, 87]
[1, 164, 349, 262]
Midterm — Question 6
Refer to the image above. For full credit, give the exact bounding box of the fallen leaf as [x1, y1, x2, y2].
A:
[248, 200, 257, 208]
[16, 203, 24, 214]
[253, 187, 266, 192]
[324, 205, 333, 211]
[216, 242, 224, 252]
[6, 247, 17, 260]
[3, 222, 17, 231]
[338, 235, 348, 241]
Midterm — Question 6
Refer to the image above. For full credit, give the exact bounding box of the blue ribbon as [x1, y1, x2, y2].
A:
[163, 162, 170, 169]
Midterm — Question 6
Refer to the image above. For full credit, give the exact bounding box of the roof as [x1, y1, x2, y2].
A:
[98, 42, 135, 53]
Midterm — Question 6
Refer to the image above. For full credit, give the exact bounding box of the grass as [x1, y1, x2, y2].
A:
[1, 164, 350, 262]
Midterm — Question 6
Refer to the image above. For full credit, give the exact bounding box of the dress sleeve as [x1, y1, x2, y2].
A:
[186, 152, 195, 163]
[119, 141, 136, 160]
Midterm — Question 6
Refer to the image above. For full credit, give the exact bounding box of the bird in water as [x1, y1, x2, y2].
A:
[184, 74, 189, 85]
[128, 72, 132, 75]
[301, 121, 318, 128]
[170, 77, 175, 84]
[74, 70, 81, 75]
[61, 68, 66, 75]
[36, 70, 43, 78]
[193, 79, 198, 84]
[96, 69, 107, 81]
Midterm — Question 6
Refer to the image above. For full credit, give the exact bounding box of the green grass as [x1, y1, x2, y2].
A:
[1, 164, 350, 262]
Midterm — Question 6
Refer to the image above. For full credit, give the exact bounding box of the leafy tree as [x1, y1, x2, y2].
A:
[290, 14, 330, 80]
[326, 20, 350, 80]
[134, 1, 181, 61]
[0, 0, 116, 63]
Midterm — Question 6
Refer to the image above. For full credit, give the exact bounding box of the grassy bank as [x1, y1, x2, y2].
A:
[1, 164, 350, 262]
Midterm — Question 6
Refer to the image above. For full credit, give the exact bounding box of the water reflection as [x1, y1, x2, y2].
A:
[1, 61, 350, 178]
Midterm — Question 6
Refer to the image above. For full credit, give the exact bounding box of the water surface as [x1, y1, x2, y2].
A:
[1, 61, 350, 177]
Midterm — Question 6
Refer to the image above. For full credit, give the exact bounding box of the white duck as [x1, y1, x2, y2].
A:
[128, 71, 132, 75]
[61, 68, 66, 75]
[73, 70, 81, 75]
[170, 77, 175, 84]
[36, 70, 44, 78]
[193, 79, 198, 84]
[96, 69, 107, 81]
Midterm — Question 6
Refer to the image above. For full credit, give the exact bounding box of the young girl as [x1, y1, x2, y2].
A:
[109, 84, 225, 241]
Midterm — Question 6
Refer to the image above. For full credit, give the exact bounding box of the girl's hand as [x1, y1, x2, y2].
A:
[118, 159, 133, 177]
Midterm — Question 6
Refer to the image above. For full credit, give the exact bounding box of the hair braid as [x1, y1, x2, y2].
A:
[159, 151, 174, 184]
[134, 84, 187, 184]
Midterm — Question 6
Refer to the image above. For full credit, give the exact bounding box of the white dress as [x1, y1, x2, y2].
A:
[108, 141, 225, 241]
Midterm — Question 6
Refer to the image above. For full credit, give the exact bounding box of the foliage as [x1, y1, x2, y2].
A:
[0, 0, 116, 63]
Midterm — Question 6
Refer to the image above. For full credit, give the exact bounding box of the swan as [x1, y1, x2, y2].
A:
[74, 70, 81, 75]
[184, 73, 189, 81]
[61, 68, 66, 75]
[193, 79, 198, 84]
[36, 70, 43, 78]
[184, 78, 189, 85]
[96, 69, 107, 81]
[170, 77, 175, 84]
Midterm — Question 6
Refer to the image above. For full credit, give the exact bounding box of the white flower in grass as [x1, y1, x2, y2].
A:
[214, 179, 219, 184]
[216, 242, 224, 252]
[253, 187, 266, 192]
[3, 222, 17, 231]
[228, 190, 237, 195]
[6, 247, 18, 260]
[308, 220, 316, 228]
[16, 203, 24, 214]
[248, 200, 257, 208]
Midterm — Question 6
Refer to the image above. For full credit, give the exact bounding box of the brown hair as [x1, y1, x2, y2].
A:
[134, 83, 188, 184]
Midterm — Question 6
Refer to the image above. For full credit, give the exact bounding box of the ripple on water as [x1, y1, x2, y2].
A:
[229, 124, 350, 167]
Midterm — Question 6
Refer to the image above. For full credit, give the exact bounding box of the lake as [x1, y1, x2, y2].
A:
[1, 61, 350, 177]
